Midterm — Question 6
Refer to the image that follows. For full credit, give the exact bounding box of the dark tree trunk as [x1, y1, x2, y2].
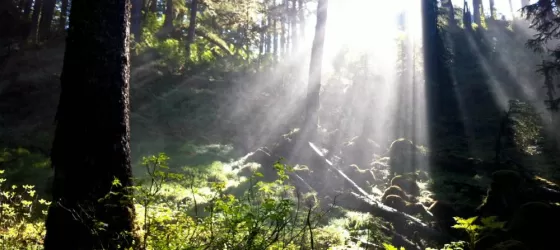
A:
[185, 0, 198, 66]
[28, 0, 42, 42]
[161, 0, 174, 34]
[59, 0, 69, 32]
[463, 0, 472, 30]
[43, 0, 137, 249]
[472, 0, 481, 25]
[305, 0, 328, 131]
[23, 0, 33, 19]
[131, 0, 143, 40]
[489, 0, 495, 19]
[39, 0, 56, 40]
[266, 0, 272, 54]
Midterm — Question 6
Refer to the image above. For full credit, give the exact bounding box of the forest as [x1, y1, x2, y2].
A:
[1, 0, 560, 249]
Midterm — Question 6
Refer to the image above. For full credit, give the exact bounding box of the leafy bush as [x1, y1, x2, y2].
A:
[0, 170, 50, 249]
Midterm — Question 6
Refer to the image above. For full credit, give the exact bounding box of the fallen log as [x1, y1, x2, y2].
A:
[308, 142, 453, 245]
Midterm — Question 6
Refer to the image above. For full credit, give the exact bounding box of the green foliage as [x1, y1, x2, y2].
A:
[451, 216, 505, 250]
[0, 170, 50, 250]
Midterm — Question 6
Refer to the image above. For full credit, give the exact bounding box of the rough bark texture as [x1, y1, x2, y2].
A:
[185, 0, 198, 65]
[43, 0, 137, 249]
[39, 0, 56, 40]
[28, 0, 42, 42]
[305, 0, 328, 130]
[59, 0, 69, 31]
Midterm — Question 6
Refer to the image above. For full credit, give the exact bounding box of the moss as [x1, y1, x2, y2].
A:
[382, 185, 411, 203]
[388, 138, 416, 176]
[390, 175, 420, 197]
[383, 194, 408, 211]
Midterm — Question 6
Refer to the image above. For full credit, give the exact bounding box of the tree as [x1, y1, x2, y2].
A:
[523, 0, 560, 113]
[28, 0, 42, 42]
[305, 0, 328, 131]
[44, 0, 137, 249]
[472, 0, 481, 25]
[162, 0, 174, 34]
[131, 0, 143, 40]
[185, 0, 198, 67]
[463, 0, 472, 30]
[39, 0, 57, 40]
[489, 0, 496, 20]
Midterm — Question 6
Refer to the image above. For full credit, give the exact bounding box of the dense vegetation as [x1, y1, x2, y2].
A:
[1, 0, 560, 249]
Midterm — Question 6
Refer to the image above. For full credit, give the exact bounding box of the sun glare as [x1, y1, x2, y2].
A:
[320, 0, 423, 66]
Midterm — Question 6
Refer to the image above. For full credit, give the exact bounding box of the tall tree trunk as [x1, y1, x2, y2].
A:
[305, 0, 328, 130]
[23, 0, 33, 20]
[185, 0, 198, 66]
[443, 0, 456, 26]
[162, 0, 174, 34]
[266, 0, 272, 54]
[39, 0, 56, 41]
[28, 0, 42, 42]
[59, 0, 69, 32]
[489, 0, 495, 19]
[472, 0, 481, 25]
[131, 0, 143, 40]
[44, 0, 136, 249]
[463, 0, 472, 29]
[273, 17, 278, 60]
[259, 19, 265, 55]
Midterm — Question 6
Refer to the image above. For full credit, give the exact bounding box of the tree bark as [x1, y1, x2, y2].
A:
[39, 0, 57, 41]
[489, 0, 496, 19]
[131, 0, 143, 40]
[305, 0, 328, 130]
[472, 0, 481, 25]
[162, 0, 174, 34]
[59, 0, 69, 32]
[28, 0, 42, 42]
[185, 0, 198, 66]
[43, 0, 137, 249]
